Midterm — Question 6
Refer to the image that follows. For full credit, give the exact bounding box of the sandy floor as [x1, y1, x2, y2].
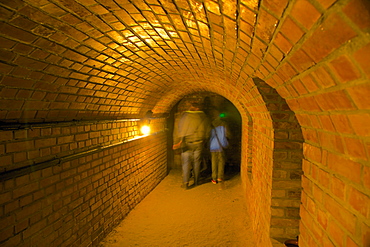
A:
[98, 166, 255, 247]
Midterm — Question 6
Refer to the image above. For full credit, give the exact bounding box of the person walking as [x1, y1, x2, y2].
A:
[173, 102, 210, 189]
[209, 109, 230, 185]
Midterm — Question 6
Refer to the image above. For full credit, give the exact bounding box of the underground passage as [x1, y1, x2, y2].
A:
[0, 0, 369, 246]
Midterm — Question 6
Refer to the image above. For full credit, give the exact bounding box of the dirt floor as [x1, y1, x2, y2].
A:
[98, 166, 256, 247]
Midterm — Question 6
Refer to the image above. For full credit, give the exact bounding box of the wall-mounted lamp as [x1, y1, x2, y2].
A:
[140, 110, 153, 135]
[140, 125, 150, 135]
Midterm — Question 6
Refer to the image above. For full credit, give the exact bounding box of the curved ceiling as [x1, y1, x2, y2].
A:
[0, 0, 369, 122]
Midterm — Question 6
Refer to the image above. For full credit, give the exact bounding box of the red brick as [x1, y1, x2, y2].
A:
[362, 223, 370, 247]
[318, 115, 335, 131]
[290, 49, 315, 72]
[303, 144, 322, 164]
[343, 136, 367, 160]
[23, 99, 48, 110]
[331, 176, 346, 200]
[0, 22, 37, 43]
[316, 0, 336, 9]
[348, 113, 370, 137]
[318, 131, 345, 153]
[330, 114, 355, 134]
[0, 88, 18, 98]
[301, 74, 319, 93]
[28, 129, 40, 138]
[22, 219, 47, 239]
[40, 128, 51, 136]
[277, 62, 298, 81]
[6, 140, 34, 153]
[0, 131, 13, 142]
[354, 43, 370, 75]
[311, 66, 336, 88]
[35, 138, 56, 149]
[15, 174, 29, 186]
[40, 147, 51, 157]
[0, 99, 23, 110]
[0, 62, 14, 74]
[0, 191, 12, 205]
[13, 182, 39, 199]
[269, 44, 284, 62]
[51, 145, 61, 155]
[6, 110, 23, 120]
[2, 234, 21, 246]
[281, 17, 305, 43]
[14, 56, 48, 70]
[317, 207, 328, 229]
[0, 49, 16, 62]
[343, 0, 370, 30]
[28, 149, 40, 160]
[256, 9, 278, 43]
[315, 90, 355, 111]
[13, 43, 33, 55]
[297, 96, 322, 111]
[348, 186, 369, 217]
[0, 226, 14, 243]
[281, 84, 296, 97]
[318, 168, 331, 188]
[325, 196, 357, 235]
[269, 74, 283, 88]
[40, 174, 60, 188]
[348, 83, 370, 110]
[5, 199, 19, 214]
[263, 0, 288, 17]
[327, 152, 361, 184]
[302, 14, 357, 63]
[327, 219, 345, 246]
[30, 92, 46, 101]
[290, 0, 321, 29]
[364, 166, 370, 190]
[13, 130, 27, 139]
[302, 128, 319, 144]
[330, 55, 361, 83]
[19, 194, 32, 207]
[345, 236, 358, 247]
[274, 32, 292, 54]
[15, 219, 28, 234]
[296, 114, 311, 127]
[15, 89, 32, 99]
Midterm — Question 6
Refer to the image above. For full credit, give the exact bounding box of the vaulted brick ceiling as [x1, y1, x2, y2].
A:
[0, 0, 369, 123]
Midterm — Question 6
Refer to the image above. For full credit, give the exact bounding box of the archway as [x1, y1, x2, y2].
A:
[168, 92, 242, 179]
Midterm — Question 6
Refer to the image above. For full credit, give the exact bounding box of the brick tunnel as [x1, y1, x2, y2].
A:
[0, 0, 369, 246]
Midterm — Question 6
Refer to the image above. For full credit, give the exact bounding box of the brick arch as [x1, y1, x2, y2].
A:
[253, 78, 303, 243]
[1, 0, 369, 246]
[228, 78, 304, 245]
[167, 81, 303, 245]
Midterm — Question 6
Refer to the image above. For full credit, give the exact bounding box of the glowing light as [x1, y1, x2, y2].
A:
[141, 125, 150, 135]
[220, 113, 226, 118]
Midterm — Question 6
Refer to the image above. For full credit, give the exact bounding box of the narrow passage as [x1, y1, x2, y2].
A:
[99, 167, 255, 247]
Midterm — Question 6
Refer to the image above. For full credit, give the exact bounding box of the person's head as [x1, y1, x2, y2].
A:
[210, 108, 223, 120]
[190, 102, 202, 111]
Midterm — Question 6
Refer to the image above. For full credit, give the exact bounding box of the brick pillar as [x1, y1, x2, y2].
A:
[254, 78, 304, 242]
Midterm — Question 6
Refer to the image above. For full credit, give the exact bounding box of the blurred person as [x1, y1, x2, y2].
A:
[173, 102, 210, 189]
[209, 109, 230, 185]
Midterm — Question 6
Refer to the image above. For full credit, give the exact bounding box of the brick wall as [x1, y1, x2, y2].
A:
[236, 78, 303, 246]
[0, 118, 168, 246]
[0, 0, 369, 246]
[261, 1, 370, 246]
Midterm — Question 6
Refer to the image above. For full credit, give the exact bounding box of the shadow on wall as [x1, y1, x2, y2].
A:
[168, 92, 242, 173]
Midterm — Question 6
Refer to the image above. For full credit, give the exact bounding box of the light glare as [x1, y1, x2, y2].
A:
[141, 125, 150, 135]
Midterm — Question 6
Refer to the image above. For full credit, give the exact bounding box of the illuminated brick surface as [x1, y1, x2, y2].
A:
[0, 0, 369, 246]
